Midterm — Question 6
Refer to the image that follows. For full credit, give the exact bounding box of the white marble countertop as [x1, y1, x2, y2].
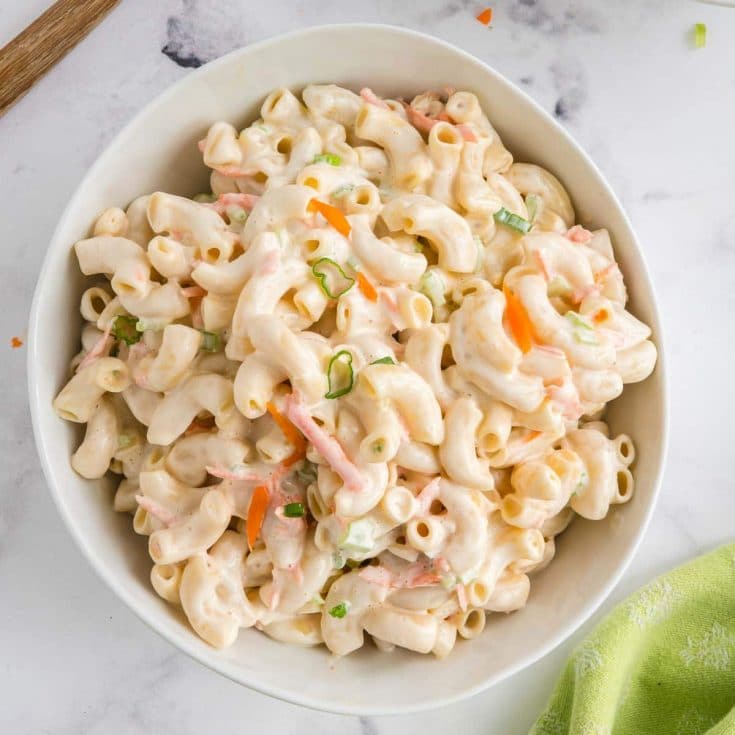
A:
[2, 1, 734, 732]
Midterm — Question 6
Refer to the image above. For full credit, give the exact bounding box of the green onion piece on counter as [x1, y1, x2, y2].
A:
[525, 194, 540, 223]
[331, 184, 355, 199]
[371, 356, 395, 365]
[193, 192, 216, 203]
[111, 315, 142, 346]
[328, 601, 351, 619]
[339, 518, 376, 553]
[297, 461, 318, 484]
[225, 205, 248, 224]
[200, 331, 221, 352]
[311, 257, 355, 299]
[312, 153, 342, 166]
[325, 350, 354, 399]
[418, 270, 446, 308]
[493, 206, 532, 234]
[694, 22, 706, 49]
[283, 502, 305, 518]
[565, 311, 598, 345]
[548, 275, 573, 298]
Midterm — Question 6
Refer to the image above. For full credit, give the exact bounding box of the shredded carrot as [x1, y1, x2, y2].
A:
[503, 286, 535, 353]
[10, 337, 23, 349]
[355, 271, 378, 302]
[476, 7, 493, 26]
[593, 309, 609, 325]
[267, 401, 307, 466]
[524, 430, 542, 443]
[308, 198, 351, 237]
[246, 485, 270, 550]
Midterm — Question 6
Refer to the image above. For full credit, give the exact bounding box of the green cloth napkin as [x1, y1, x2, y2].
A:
[530, 542, 735, 735]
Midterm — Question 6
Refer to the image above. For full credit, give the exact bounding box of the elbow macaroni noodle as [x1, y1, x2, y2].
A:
[54, 84, 657, 657]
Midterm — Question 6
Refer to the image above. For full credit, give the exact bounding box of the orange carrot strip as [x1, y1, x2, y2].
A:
[523, 430, 542, 443]
[308, 198, 351, 237]
[267, 401, 306, 449]
[247, 485, 270, 550]
[503, 285, 535, 353]
[356, 271, 378, 302]
[476, 7, 493, 26]
[10, 336, 23, 349]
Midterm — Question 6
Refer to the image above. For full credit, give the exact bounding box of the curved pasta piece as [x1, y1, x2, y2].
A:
[350, 215, 427, 285]
[71, 395, 118, 478]
[179, 530, 257, 647]
[564, 426, 635, 519]
[505, 163, 574, 227]
[449, 289, 545, 412]
[147, 373, 237, 446]
[381, 194, 476, 273]
[440, 397, 495, 490]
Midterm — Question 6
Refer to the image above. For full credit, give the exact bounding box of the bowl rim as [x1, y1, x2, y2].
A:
[27, 22, 669, 716]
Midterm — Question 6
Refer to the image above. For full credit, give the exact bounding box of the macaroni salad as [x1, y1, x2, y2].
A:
[54, 85, 657, 657]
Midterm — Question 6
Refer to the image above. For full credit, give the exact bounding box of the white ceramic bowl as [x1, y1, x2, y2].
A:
[28, 24, 668, 715]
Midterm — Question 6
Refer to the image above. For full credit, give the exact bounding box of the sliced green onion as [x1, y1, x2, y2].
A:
[415, 235, 430, 253]
[111, 315, 142, 345]
[200, 331, 221, 352]
[193, 192, 216, 203]
[328, 601, 351, 618]
[371, 356, 395, 365]
[117, 433, 134, 450]
[548, 275, 573, 298]
[494, 206, 532, 234]
[525, 194, 540, 223]
[225, 205, 248, 224]
[332, 551, 346, 569]
[255, 123, 269, 133]
[331, 184, 355, 199]
[297, 461, 318, 484]
[312, 153, 342, 166]
[574, 469, 589, 496]
[440, 573, 457, 590]
[274, 226, 289, 248]
[565, 311, 598, 345]
[325, 350, 354, 399]
[339, 518, 376, 553]
[135, 317, 167, 333]
[311, 257, 355, 299]
[473, 236, 484, 273]
[694, 22, 706, 49]
[283, 502, 305, 518]
[418, 270, 446, 308]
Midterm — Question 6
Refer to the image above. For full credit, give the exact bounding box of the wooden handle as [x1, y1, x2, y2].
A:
[0, 0, 120, 117]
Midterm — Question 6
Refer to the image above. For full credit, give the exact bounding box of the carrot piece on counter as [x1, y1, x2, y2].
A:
[476, 8, 493, 26]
